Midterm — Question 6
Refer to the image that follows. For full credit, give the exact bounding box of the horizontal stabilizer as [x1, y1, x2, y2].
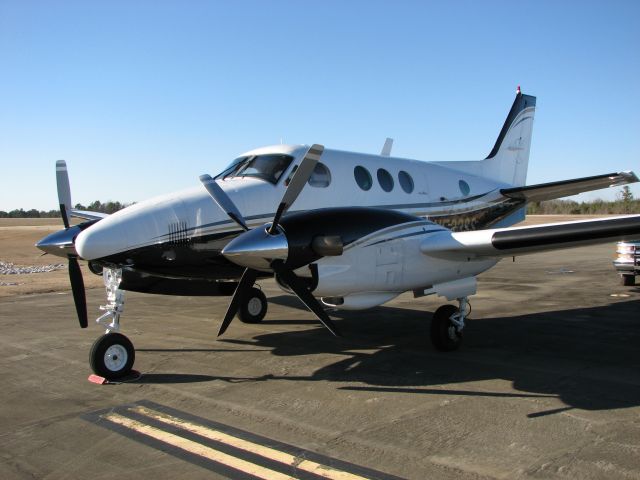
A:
[422, 214, 640, 259]
[501, 171, 638, 202]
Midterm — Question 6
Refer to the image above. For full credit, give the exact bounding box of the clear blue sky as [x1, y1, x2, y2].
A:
[1, 0, 638, 211]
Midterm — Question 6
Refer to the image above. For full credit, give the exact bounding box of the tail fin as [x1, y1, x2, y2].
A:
[483, 90, 536, 186]
[433, 90, 536, 187]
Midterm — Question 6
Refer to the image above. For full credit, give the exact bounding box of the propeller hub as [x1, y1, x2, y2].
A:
[222, 224, 288, 271]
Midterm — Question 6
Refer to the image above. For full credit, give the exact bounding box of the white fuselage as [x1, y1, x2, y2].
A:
[76, 144, 513, 261]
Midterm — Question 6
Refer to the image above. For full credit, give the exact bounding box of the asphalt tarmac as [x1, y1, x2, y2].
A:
[1, 242, 639, 479]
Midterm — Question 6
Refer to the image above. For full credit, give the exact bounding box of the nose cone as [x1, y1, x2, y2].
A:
[75, 219, 126, 260]
[35, 226, 81, 258]
[222, 225, 288, 271]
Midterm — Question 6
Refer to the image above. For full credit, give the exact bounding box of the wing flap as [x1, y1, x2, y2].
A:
[501, 171, 638, 202]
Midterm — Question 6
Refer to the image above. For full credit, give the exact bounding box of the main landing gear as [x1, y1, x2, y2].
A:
[237, 286, 268, 324]
[430, 297, 470, 352]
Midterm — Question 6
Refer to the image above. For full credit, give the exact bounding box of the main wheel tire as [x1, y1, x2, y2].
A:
[89, 333, 135, 380]
[237, 287, 267, 324]
[430, 304, 463, 352]
[622, 274, 635, 286]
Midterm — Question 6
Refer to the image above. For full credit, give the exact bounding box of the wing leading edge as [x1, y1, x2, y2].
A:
[70, 209, 109, 221]
[421, 215, 640, 259]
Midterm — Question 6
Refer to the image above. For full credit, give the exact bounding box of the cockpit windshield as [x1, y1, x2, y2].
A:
[215, 154, 294, 185]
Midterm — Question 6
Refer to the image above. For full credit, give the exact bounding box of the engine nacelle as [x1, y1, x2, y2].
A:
[310, 228, 497, 310]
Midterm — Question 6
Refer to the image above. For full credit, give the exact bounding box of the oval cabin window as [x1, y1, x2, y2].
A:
[459, 179, 471, 196]
[354, 166, 373, 191]
[377, 168, 394, 192]
[398, 171, 414, 193]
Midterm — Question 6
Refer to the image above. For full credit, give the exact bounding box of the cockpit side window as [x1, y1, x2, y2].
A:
[215, 156, 249, 180]
[215, 154, 294, 184]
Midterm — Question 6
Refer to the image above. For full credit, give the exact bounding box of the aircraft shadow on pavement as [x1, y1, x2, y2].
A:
[223, 296, 640, 414]
[133, 293, 640, 415]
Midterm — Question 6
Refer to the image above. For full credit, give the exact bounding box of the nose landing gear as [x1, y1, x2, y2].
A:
[86, 269, 270, 380]
[89, 268, 135, 380]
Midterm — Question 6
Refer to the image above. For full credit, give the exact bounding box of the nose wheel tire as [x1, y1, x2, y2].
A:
[430, 304, 463, 352]
[237, 287, 268, 324]
[89, 332, 135, 380]
[88, 261, 104, 276]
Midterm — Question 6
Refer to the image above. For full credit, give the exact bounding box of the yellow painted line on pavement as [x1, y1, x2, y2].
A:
[104, 413, 296, 480]
[131, 405, 371, 480]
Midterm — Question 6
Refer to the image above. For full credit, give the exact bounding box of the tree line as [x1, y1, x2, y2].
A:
[0, 200, 128, 218]
[527, 186, 638, 215]
[527, 199, 640, 215]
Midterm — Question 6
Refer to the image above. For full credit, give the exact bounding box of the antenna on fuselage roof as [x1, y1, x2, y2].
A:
[380, 137, 393, 156]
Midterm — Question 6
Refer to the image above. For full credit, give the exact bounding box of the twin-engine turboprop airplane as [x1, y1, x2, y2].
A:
[37, 89, 640, 380]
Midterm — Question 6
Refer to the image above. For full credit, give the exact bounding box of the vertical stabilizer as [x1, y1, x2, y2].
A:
[432, 89, 536, 188]
[483, 90, 536, 186]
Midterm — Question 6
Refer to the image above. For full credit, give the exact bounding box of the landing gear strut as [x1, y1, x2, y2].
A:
[89, 268, 135, 380]
[430, 297, 469, 352]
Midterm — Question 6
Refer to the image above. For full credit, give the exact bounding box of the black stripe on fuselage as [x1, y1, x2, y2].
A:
[491, 216, 640, 250]
[94, 199, 527, 294]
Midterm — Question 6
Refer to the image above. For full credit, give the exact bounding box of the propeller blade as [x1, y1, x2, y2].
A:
[199, 174, 249, 231]
[218, 268, 258, 336]
[56, 160, 72, 229]
[68, 257, 88, 328]
[270, 260, 340, 337]
[269, 144, 323, 234]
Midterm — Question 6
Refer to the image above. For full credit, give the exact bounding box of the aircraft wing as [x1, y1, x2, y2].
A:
[421, 214, 640, 259]
[70, 209, 109, 221]
[501, 171, 638, 202]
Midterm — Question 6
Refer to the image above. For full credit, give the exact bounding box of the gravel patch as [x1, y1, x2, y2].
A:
[0, 260, 65, 275]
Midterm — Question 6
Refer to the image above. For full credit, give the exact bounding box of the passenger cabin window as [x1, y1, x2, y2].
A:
[308, 162, 331, 188]
[377, 168, 394, 192]
[354, 166, 372, 191]
[398, 171, 414, 193]
[214, 154, 294, 184]
[459, 179, 471, 196]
